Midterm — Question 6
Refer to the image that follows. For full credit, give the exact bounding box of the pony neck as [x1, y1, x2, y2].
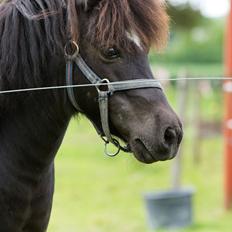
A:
[0, 90, 73, 182]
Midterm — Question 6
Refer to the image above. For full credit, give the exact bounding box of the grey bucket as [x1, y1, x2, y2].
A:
[144, 188, 194, 230]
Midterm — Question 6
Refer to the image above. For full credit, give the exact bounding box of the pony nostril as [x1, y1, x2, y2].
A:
[164, 128, 177, 146]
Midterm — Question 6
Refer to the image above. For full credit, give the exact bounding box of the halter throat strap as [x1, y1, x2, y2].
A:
[65, 42, 162, 157]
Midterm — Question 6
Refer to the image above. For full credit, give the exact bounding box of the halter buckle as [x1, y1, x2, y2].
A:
[64, 41, 79, 60]
[96, 79, 111, 94]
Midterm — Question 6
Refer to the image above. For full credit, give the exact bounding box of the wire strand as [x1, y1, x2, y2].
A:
[0, 77, 231, 95]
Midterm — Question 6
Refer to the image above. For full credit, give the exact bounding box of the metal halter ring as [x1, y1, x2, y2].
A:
[64, 41, 79, 60]
[104, 139, 121, 157]
[96, 78, 111, 94]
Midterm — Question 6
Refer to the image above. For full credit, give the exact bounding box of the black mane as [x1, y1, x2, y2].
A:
[0, 0, 67, 92]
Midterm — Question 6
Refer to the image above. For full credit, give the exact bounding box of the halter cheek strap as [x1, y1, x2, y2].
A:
[65, 41, 163, 157]
[66, 61, 83, 112]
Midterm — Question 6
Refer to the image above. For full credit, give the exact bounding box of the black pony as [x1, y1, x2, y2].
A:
[0, 0, 182, 231]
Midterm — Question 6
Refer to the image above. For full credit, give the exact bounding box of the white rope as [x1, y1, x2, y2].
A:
[0, 77, 231, 95]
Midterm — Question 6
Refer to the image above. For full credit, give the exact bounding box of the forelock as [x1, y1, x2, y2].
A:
[85, 0, 169, 52]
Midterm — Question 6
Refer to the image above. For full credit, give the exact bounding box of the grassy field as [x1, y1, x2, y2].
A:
[47, 62, 232, 232]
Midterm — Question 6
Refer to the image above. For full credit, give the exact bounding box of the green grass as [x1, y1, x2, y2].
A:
[47, 117, 232, 232]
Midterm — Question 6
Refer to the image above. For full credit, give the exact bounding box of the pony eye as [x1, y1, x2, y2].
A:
[102, 47, 121, 60]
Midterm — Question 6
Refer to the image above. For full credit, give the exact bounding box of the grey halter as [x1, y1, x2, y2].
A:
[65, 41, 162, 157]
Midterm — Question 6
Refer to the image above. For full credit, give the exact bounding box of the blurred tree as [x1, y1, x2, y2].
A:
[167, 1, 206, 31]
[149, 1, 224, 64]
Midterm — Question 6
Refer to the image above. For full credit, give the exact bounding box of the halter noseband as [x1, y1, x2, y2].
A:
[65, 41, 162, 157]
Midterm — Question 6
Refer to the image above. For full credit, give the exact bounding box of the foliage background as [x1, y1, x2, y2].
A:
[151, 1, 225, 65]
